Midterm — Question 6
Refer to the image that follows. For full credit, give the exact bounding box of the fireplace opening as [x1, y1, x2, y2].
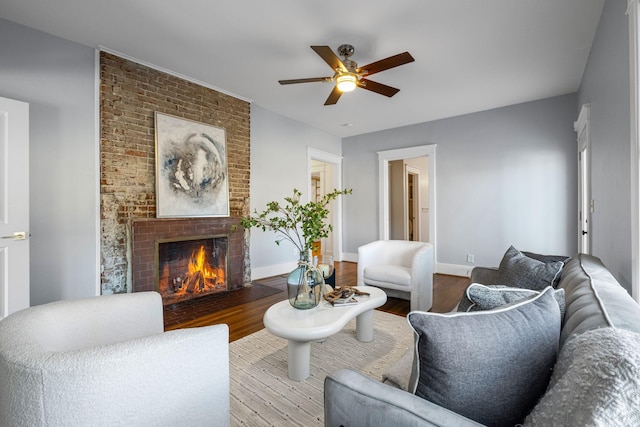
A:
[157, 235, 228, 305]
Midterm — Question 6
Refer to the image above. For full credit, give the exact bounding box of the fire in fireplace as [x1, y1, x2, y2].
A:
[157, 235, 228, 305]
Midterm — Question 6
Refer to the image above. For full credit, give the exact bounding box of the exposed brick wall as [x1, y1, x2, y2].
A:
[100, 52, 250, 294]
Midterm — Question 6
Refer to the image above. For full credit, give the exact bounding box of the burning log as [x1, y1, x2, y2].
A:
[183, 270, 206, 293]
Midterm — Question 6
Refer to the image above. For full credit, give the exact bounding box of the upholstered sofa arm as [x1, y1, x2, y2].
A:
[469, 266, 500, 284]
[324, 369, 484, 427]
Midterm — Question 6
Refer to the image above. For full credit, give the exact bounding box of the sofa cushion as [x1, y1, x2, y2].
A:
[496, 246, 563, 290]
[457, 283, 566, 319]
[558, 254, 640, 348]
[524, 327, 640, 426]
[407, 287, 560, 427]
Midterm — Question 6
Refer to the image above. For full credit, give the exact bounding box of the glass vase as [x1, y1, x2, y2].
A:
[287, 251, 324, 309]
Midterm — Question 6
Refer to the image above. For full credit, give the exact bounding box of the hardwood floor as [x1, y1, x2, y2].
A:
[165, 261, 470, 342]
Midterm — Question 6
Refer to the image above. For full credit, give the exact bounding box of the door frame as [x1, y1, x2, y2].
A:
[307, 147, 344, 261]
[574, 104, 591, 255]
[629, 0, 640, 302]
[377, 144, 436, 257]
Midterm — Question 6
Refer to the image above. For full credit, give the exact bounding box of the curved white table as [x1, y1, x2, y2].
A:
[263, 286, 387, 381]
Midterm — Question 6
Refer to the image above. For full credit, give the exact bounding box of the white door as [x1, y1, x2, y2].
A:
[575, 105, 590, 254]
[0, 96, 30, 318]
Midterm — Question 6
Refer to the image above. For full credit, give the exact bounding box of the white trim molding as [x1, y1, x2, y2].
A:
[574, 104, 591, 255]
[94, 49, 103, 296]
[629, 0, 640, 302]
[436, 263, 474, 278]
[251, 261, 297, 281]
[342, 252, 358, 263]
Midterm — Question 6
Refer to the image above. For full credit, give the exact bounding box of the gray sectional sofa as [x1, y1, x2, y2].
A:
[324, 254, 640, 426]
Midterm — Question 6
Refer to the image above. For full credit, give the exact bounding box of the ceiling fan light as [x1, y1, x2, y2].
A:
[336, 74, 357, 92]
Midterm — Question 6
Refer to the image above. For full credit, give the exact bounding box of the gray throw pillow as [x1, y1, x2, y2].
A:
[497, 246, 564, 290]
[460, 283, 566, 320]
[408, 287, 561, 427]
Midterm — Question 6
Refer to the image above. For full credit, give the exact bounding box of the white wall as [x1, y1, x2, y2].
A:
[0, 18, 98, 304]
[577, 0, 631, 292]
[249, 105, 342, 279]
[342, 94, 579, 269]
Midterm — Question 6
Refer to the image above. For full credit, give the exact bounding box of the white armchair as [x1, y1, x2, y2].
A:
[0, 291, 229, 427]
[357, 240, 434, 312]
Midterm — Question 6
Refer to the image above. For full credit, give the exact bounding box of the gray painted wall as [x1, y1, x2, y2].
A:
[342, 94, 579, 269]
[577, 0, 631, 291]
[249, 105, 342, 277]
[0, 18, 98, 305]
[4, 3, 631, 298]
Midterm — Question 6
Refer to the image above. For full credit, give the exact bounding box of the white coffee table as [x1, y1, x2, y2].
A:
[263, 286, 387, 381]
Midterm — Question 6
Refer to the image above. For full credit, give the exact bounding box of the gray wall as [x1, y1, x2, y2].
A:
[249, 105, 342, 278]
[0, 18, 98, 305]
[577, 0, 631, 291]
[0, 16, 344, 302]
[343, 94, 579, 269]
[4, 4, 630, 297]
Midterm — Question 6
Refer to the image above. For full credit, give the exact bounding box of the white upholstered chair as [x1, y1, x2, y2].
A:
[0, 291, 230, 427]
[357, 240, 434, 312]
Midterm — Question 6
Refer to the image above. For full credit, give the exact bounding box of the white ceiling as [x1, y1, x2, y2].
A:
[0, 0, 605, 137]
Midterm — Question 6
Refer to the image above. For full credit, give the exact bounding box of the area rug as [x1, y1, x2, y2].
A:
[229, 310, 413, 426]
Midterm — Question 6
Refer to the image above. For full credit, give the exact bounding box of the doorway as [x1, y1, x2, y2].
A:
[388, 161, 423, 241]
[307, 148, 344, 261]
[407, 167, 420, 241]
[311, 160, 335, 258]
[378, 145, 436, 257]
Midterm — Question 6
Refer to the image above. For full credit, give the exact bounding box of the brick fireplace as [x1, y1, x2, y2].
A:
[129, 217, 246, 305]
[100, 52, 251, 295]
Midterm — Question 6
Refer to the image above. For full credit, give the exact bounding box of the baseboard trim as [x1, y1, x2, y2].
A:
[251, 262, 296, 281]
[342, 252, 358, 263]
[251, 258, 473, 280]
[436, 263, 474, 278]
[339, 253, 472, 278]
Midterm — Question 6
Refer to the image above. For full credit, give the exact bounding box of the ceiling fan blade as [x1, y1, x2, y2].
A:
[324, 86, 343, 105]
[357, 52, 415, 76]
[311, 46, 347, 72]
[279, 77, 331, 85]
[358, 79, 400, 97]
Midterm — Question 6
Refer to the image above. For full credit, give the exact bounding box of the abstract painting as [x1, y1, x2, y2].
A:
[155, 112, 229, 217]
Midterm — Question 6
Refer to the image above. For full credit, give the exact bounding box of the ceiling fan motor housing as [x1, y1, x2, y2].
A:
[337, 44, 355, 59]
[342, 59, 358, 73]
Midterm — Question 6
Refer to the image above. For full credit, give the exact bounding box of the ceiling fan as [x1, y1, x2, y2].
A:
[278, 44, 415, 105]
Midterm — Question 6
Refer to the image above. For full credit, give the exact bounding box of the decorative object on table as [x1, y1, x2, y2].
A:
[324, 287, 370, 305]
[318, 255, 334, 280]
[287, 251, 325, 309]
[154, 112, 229, 218]
[239, 188, 351, 309]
